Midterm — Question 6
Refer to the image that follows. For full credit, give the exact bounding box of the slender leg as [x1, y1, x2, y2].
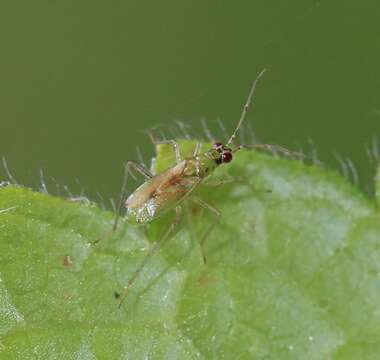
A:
[118, 206, 183, 308]
[191, 197, 221, 265]
[146, 132, 182, 165]
[92, 161, 153, 245]
[204, 175, 271, 193]
[0, 206, 17, 214]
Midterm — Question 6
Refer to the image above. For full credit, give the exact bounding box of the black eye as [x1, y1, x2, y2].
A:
[222, 151, 232, 163]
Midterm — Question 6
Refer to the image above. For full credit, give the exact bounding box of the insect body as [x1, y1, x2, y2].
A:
[124, 143, 232, 225]
[113, 68, 292, 307]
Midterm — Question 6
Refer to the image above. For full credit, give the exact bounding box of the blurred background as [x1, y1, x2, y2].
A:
[0, 1, 379, 204]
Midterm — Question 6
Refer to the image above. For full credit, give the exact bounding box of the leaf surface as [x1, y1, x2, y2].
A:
[0, 141, 379, 359]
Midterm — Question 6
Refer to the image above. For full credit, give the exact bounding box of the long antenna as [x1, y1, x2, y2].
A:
[227, 68, 267, 145]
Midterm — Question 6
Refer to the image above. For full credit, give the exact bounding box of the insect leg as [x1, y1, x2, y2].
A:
[191, 197, 221, 265]
[146, 132, 182, 164]
[92, 161, 153, 245]
[204, 175, 272, 193]
[0, 206, 17, 214]
[118, 206, 183, 308]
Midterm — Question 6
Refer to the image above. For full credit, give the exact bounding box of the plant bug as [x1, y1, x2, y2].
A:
[111, 68, 295, 307]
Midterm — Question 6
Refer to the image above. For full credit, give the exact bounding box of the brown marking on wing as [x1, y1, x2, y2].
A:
[62, 255, 73, 267]
[125, 161, 187, 210]
[156, 161, 187, 191]
[152, 160, 201, 210]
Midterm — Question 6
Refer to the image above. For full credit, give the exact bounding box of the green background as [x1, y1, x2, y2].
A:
[0, 0, 379, 201]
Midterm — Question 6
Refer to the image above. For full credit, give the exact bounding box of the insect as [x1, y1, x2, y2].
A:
[111, 68, 294, 307]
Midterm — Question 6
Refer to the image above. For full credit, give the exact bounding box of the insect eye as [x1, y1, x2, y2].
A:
[222, 151, 232, 163]
[213, 142, 223, 150]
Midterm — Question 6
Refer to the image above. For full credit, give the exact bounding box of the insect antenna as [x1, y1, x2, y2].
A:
[227, 68, 267, 146]
[227, 70, 307, 160]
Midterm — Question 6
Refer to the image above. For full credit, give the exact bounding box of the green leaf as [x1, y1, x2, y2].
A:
[376, 165, 380, 206]
[1, 140, 379, 359]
